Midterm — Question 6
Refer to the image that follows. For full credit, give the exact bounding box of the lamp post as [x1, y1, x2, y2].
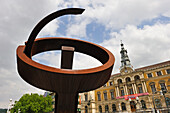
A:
[87, 94, 93, 113]
[152, 93, 158, 113]
[160, 88, 169, 111]
[87, 100, 91, 113]
[7, 99, 13, 113]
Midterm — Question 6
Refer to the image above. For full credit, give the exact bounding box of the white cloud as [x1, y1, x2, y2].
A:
[63, 0, 170, 30]
[66, 18, 90, 38]
[38, 20, 59, 37]
[73, 52, 102, 70]
[101, 23, 170, 73]
[33, 51, 61, 68]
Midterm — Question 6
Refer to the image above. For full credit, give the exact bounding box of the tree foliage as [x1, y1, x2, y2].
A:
[10, 93, 53, 113]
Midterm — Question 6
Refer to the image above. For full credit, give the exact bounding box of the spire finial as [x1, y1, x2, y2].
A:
[120, 40, 123, 46]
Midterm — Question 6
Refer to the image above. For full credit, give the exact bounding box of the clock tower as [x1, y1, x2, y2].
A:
[120, 41, 133, 74]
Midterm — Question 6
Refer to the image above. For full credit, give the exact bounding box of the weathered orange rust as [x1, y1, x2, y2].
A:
[16, 8, 115, 113]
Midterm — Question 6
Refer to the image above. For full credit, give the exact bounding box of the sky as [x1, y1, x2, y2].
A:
[0, 0, 170, 108]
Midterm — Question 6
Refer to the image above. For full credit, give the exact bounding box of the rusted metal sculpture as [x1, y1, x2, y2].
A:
[16, 8, 115, 113]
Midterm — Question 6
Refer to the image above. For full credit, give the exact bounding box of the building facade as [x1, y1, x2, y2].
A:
[80, 42, 170, 113]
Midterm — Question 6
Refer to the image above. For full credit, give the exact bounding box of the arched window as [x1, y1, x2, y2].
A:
[149, 82, 156, 93]
[159, 80, 167, 91]
[103, 91, 108, 100]
[97, 92, 101, 101]
[99, 105, 102, 113]
[141, 100, 147, 109]
[118, 79, 123, 84]
[112, 104, 116, 112]
[85, 106, 88, 113]
[134, 75, 140, 81]
[126, 77, 131, 83]
[130, 101, 136, 110]
[121, 102, 126, 111]
[105, 105, 109, 113]
[110, 89, 114, 100]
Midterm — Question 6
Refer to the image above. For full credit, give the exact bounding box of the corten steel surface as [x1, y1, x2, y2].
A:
[16, 8, 115, 113]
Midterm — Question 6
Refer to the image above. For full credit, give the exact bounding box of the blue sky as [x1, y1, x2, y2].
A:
[0, 0, 170, 108]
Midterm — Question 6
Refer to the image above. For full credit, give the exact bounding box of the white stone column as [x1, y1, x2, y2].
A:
[117, 86, 120, 96]
[132, 84, 136, 94]
[119, 103, 121, 111]
[141, 82, 146, 93]
[123, 86, 127, 95]
[134, 83, 138, 94]
[144, 82, 148, 92]
[115, 86, 118, 97]
[125, 85, 128, 95]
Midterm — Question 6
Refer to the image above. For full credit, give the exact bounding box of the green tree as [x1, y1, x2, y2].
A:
[10, 93, 53, 113]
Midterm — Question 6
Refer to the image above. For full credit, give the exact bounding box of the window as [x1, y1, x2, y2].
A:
[147, 73, 152, 78]
[165, 97, 170, 107]
[118, 79, 122, 84]
[109, 82, 113, 86]
[157, 71, 162, 76]
[134, 75, 140, 80]
[155, 99, 162, 108]
[103, 84, 107, 87]
[141, 100, 147, 109]
[166, 69, 170, 74]
[160, 83, 167, 91]
[104, 92, 108, 100]
[105, 105, 109, 113]
[99, 105, 102, 113]
[130, 101, 136, 109]
[121, 89, 125, 96]
[97, 92, 101, 101]
[126, 77, 131, 83]
[150, 84, 156, 93]
[112, 104, 116, 112]
[138, 86, 143, 93]
[121, 102, 126, 111]
[110, 91, 114, 99]
[150, 82, 156, 93]
[129, 88, 133, 95]
[85, 94, 88, 101]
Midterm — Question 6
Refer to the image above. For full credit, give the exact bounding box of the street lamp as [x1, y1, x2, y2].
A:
[87, 94, 92, 113]
[151, 88, 168, 113]
[160, 88, 169, 110]
[152, 92, 158, 113]
[7, 99, 13, 113]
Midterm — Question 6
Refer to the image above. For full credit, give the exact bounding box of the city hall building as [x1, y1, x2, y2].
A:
[79, 42, 170, 113]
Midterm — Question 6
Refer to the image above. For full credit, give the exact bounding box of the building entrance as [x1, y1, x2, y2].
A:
[130, 101, 136, 112]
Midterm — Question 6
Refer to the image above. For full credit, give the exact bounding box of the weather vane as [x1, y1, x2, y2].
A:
[16, 8, 115, 113]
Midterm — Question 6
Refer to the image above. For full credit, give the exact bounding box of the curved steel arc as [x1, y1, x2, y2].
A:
[24, 8, 85, 58]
